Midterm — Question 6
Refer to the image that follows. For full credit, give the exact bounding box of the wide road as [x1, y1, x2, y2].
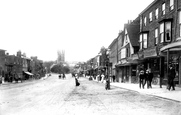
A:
[0, 74, 181, 115]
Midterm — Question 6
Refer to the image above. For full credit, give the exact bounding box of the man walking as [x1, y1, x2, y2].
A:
[146, 69, 153, 89]
[139, 68, 145, 89]
[167, 65, 176, 91]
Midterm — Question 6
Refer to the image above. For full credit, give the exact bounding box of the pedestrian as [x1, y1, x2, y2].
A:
[112, 75, 115, 82]
[75, 74, 80, 86]
[139, 68, 146, 89]
[101, 73, 105, 83]
[167, 65, 176, 91]
[146, 69, 153, 89]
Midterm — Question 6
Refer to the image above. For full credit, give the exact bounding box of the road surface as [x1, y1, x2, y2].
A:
[0, 74, 181, 115]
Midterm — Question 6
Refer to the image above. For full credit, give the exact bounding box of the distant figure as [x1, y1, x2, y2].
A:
[112, 75, 115, 82]
[62, 73, 66, 79]
[101, 73, 105, 83]
[167, 65, 176, 91]
[139, 69, 145, 89]
[75, 74, 80, 86]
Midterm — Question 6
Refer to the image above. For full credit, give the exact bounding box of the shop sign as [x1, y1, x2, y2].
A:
[144, 48, 157, 58]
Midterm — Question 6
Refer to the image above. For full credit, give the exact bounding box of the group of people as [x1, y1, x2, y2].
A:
[139, 65, 176, 91]
[139, 68, 153, 89]
[58, 73, 66, 79]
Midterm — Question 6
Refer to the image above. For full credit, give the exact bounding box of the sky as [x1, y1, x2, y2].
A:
[0, 0, 154, 62]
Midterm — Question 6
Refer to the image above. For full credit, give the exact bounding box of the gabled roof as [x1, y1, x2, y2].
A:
[124, 19, 140, 47]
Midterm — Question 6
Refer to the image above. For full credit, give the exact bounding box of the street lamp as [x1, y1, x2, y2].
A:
[106, 48, 110, 90]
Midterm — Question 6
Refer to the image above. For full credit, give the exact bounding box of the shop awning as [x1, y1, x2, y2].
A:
[160, 40, 181, 52]
[116, 59, 139, 67]
[24, 71, 34, 76]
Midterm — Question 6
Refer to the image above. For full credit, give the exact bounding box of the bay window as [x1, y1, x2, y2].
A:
[159, 21, 172, 43]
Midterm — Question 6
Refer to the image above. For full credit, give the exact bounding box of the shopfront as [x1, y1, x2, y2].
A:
[160, 41, 181, 85]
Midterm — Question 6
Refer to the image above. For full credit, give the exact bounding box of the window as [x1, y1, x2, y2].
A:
[126, 48, 130, 57]
[165, 22, 171, 42]
[144, 17, 147, 26]
[155, 28, 158, 45]
[160, 23, 164, 43]
[179, 11, 181, 37]
[139, 34, 143, 50]
[170, 0, 174, 10]
[162, 3, 165, 15]
[149, 12, 152, 22]
[140, 17, 142, 31]
[143, 33, 148, 48]
[155, 8, 158, 19]
[159, 21, 172, 43]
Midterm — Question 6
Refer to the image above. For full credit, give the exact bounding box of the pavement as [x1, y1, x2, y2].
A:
[86, 76, 181, 103]
[110, 82, 181, 103]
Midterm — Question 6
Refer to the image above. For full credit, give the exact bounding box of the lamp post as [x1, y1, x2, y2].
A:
[106, 48, 110, 90]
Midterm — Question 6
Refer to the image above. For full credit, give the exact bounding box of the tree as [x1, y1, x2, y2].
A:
[43, 61, 55, 73]
[50, 63, 70, 74]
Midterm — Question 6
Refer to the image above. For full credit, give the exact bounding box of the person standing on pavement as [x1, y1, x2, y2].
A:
[139, 68, 145, 89]
[146, 69, 153, 89]
[167, 65, 176, 91]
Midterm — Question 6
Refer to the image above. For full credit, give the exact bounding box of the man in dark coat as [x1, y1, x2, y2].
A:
[167, 65, 176, 91]
[139, 69, 146, 89]
[146, 69, 153, 89]
[75, 74, 80, 86]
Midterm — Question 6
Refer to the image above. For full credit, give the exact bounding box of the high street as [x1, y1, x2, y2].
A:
[0, 74, 181, 115]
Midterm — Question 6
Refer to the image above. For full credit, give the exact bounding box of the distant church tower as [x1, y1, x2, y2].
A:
[57, 50, 65, 63]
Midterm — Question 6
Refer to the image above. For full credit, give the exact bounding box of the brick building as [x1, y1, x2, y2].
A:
[116, 18, 140, 83]
[138, 0, 181, 85]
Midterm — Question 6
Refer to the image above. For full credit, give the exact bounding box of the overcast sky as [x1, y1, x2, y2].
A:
[0, 0, 154, 62]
